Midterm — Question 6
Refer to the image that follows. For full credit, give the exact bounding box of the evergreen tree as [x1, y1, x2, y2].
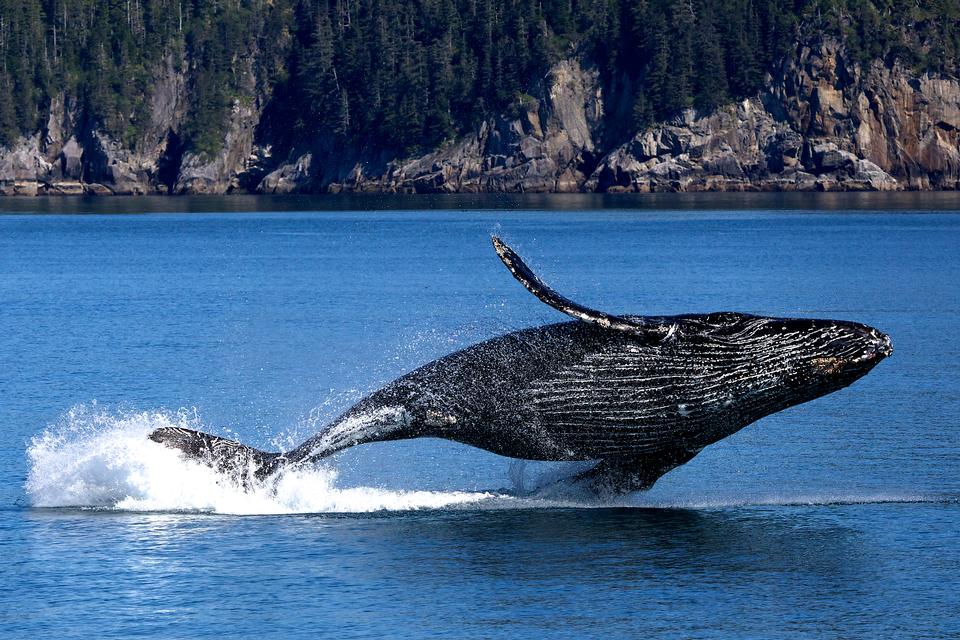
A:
[0, 69, 19, 147]
[0, 0, 958, 159]
[694, 4, 729, 112]
[301, 8, 342, 135]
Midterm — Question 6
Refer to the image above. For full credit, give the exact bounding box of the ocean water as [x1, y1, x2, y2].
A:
[1, 195, 958, 638]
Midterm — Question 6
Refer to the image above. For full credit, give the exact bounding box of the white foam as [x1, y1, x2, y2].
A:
[25, 405, 500, 515]
[26, 405, 946, 515]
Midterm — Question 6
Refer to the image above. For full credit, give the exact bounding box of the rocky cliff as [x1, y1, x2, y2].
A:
[259, 59, 604, 194]
[2, 39, 958, 195]
[589, 40, 960, 192]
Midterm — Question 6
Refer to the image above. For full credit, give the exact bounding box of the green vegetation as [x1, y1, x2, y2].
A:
[1, 0, 958, 155]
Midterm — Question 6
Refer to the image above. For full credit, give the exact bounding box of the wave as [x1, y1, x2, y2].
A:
[25, 405, 953, 515]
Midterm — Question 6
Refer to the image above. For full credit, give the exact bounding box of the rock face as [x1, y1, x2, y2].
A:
[586, 100, 899, 192]
[175, 100, 260, 194]
[1, 39, 958, 195]
[588, 40, 959, 192]
[173, 55, 261, 195]
[0, 135, 54, 196]
[258, 58, 604, 193]
[772, 41, 960, 190]
[0, 56, 190, 196]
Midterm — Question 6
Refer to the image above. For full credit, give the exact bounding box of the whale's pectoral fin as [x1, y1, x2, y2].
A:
[576, 449, 699, 495]
[148, 427, 284, 484]
[491, 236, 673, 342]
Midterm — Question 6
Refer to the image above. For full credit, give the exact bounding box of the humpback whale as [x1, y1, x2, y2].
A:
[149, 237, 892, 493]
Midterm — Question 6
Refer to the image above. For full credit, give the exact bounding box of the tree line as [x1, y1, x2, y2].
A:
[1, 0, 958, 156]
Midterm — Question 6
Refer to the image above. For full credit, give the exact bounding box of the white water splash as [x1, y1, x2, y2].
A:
[25, 405, 500, 515]
[26, 405, 946, 515]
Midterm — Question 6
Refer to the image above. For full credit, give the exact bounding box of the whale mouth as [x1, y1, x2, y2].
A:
[841, 329, 892, 376]
[874, 331, 893, 358]
[863, 329, 893, 361]
[814, 326, 892, 381]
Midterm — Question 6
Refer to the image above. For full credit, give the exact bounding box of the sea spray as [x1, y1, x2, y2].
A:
[25, 404, 500, 514]
[25, 404, 942, 514]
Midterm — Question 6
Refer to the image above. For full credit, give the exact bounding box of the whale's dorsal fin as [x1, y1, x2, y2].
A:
[492, 236, 672, 342]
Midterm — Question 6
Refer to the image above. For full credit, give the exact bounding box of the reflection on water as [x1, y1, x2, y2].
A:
[1, 191, 960, 215]
[13, 504, 959, 638]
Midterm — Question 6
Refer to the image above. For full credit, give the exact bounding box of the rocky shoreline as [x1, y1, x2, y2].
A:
[2, 40, 958, 196]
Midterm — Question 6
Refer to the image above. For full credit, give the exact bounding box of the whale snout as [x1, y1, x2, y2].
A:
[871, 329, 893, 358]
[830, 325, 892, 381]
[808, 323, 892, 383]
[861, 327, 893, 362]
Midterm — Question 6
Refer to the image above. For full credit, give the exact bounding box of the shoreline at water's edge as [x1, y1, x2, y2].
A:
[1, 182, 959, 198]
[3, 192, 960, 216]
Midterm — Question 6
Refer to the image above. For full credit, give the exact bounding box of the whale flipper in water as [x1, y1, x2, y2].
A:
[148, 236, 892, 494]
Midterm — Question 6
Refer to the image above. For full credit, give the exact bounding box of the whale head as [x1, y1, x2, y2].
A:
[679, 312, 893, 414]
[780, 317, 892, 393]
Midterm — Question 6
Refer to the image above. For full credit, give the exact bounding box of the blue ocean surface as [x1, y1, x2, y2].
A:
[1, 194, 958, 638]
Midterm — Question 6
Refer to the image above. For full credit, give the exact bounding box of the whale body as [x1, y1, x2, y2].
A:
[150, 237, 892, 493]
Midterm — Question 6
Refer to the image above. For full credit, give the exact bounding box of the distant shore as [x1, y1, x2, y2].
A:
[2, 192, 960, 216]
[1, 180, 958, 198]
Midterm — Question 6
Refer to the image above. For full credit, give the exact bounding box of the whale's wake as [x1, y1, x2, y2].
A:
[26, 406, 947, 515]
